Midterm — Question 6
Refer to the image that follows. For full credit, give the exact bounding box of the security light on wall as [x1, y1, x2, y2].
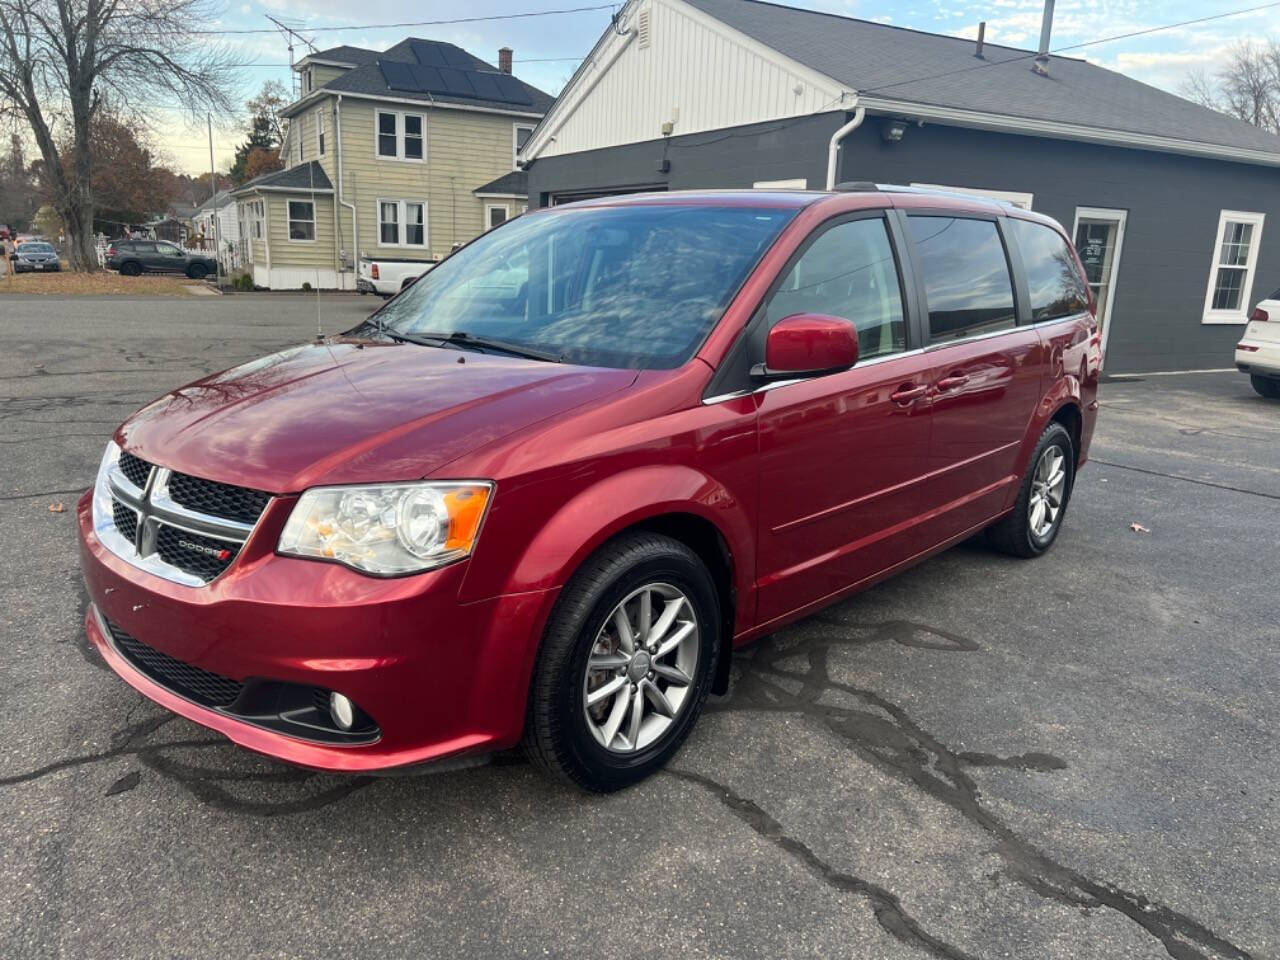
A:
[882, 119, 908, 142]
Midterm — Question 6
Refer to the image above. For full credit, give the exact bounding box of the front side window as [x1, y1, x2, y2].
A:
[1203, 210, 1264, 322]
[765, 217, 906, 361]
[908, 216, 1016, 343]
[368, 204, 796, 369]
[288, 201, 315, 241]
[1008, 219, 1089, 323]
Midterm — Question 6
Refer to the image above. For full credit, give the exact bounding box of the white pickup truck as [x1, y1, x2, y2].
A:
[356, 256, 437, 298]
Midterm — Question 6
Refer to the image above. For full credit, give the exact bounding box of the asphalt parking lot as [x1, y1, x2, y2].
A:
[2, 293, 1277, 960]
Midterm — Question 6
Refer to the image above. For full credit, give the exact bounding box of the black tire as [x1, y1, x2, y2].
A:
[987, 421, 1075, 558]
[187, 263, 209, 280]
[522, 532, 720, 792]
[119, 260, 142, 277]
[1250, 375, 1280, 399]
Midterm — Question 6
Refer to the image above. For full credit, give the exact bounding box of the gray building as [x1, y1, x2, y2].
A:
[522, 0, 1280, 373]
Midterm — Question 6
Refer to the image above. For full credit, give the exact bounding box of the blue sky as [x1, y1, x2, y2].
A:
[163, 0, 1280, 173]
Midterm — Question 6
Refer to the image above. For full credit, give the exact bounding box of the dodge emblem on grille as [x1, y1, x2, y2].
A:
[178, 538, 232, 561]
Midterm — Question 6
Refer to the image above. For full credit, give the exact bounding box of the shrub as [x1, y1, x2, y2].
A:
[301, 281, 312, 291]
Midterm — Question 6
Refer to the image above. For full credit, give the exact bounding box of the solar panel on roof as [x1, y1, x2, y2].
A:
[379, 60, 419, 92]
[493, 74, 532, 105]
[437, 67, 476, 98]
[469, 72, 504, 101]
[410, 40, 474, 69]
[410, 64, 445, 91]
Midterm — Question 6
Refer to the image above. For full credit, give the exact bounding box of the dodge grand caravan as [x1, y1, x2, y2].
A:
[79, 187, 1101, 791]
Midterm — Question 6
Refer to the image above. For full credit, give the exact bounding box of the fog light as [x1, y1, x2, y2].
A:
[329, 692, 356, 730]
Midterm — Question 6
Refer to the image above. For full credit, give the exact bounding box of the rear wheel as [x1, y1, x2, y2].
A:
[119, 260, 142, 277]
[187, 263, 208, 280]
[1250, 375, 1280, 399]
[523, 533, 719, 792]
[987, 421, 1074, 558]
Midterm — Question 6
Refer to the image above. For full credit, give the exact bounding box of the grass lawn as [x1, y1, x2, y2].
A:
[0, 265, 214, 296]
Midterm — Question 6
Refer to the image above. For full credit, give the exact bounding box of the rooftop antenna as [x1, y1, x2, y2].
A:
[267, 14, 318, 100]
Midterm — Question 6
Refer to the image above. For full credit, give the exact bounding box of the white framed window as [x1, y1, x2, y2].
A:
[287, 200, 315, 242]
[1203, 210, 1265, 323]
[303, 69, 313, 94]
[377, 199, 428, 247]
[376, 110, 426, 162]
[513, 123, 535, 169]
[910, 182, 1033, 210]
[316, 109, 326, 157]
[486, 203, 511, 230]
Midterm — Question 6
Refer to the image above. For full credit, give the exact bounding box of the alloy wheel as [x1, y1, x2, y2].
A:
[1028, 445, 1067, 539]
[582, 582, 700, 753]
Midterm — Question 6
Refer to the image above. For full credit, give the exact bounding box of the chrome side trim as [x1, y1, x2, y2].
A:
[702, 348, 926, 405]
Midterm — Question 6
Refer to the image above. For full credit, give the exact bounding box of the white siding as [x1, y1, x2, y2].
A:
[526, 0, 849, 160]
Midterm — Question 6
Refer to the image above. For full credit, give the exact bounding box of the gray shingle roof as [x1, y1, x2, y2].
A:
[291, 38, 553, 116]
[473, 171, 528, 196]
[685, 0, 1280, 157]
[232, 161, 333, 195]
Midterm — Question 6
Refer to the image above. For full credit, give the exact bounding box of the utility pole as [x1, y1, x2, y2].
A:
[208, 114, 220, 288]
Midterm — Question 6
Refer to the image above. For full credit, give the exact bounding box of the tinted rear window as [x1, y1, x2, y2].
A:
[907, 216, 1016, 343]
[1009, 219, 1089, 322]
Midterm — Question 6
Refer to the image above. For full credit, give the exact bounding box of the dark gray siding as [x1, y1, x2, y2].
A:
[526, 110, 1280, 372]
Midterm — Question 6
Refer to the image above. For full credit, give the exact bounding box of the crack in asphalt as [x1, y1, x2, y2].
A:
[668, 767, 982, 960]
[698, 618, 1253, 960]
[1090, 458, 1280, 502]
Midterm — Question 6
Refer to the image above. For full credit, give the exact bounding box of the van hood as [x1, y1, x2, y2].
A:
[117, 340, 638, 492]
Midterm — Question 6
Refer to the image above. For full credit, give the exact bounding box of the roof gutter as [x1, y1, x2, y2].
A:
[826, 98, 865, 190]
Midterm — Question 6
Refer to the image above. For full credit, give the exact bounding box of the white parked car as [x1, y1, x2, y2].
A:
[357, 256, 436, 298]
[1236, 290, 1280, 398]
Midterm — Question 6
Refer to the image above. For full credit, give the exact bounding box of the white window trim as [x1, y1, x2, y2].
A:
[513, 122, 535, 169]
[911, 182, 1034, 210]
[295, 118, 303, 164]
[753, 178, 808, 189]
[316, 108, 326, 157]
[1071, 206, 1128, 359]
[286, 199, 317, 244]
[375, 110, 426, 163]
[1202, 209, 1265, 324]
[376, 198, 429, 248]
[485, 203, 511, 230]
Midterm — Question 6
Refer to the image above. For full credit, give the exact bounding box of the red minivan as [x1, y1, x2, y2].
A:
[79, 187, 1101, 791]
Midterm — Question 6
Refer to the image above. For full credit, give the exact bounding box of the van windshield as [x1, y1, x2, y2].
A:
[365, 203, 796, 369]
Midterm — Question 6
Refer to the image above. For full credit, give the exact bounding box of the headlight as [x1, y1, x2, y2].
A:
[277, 481, 493, 576]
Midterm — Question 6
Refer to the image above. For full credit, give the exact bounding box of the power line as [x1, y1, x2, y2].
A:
[189, 3, 617, 36]
[859, 0, 1280, 97]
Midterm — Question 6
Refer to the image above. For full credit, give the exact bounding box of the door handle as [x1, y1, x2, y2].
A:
[890, 383, 928, 404]
[936, 373, 970, 391]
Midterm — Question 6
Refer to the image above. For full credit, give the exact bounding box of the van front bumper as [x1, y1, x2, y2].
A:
[78, 491, 554, 772]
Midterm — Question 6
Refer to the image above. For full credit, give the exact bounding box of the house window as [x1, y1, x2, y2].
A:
[304, 69, 313, 94]
[486, 203, 510, 230]
[378, 199, 428, 246]
[317, 110, 326, 157]
[1203, 210, 1265, 323]
[376, 110, 426, 162]
[513, 123, 534, 168]
[288, 200, 315, 242]
[295, 120, 303, 164]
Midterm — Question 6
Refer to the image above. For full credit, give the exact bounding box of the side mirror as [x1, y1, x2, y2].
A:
[754, 313, 859, 380]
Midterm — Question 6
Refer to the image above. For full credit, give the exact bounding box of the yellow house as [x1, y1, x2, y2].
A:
[232, 39, 552, 290]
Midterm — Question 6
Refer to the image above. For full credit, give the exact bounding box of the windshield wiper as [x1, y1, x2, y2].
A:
[389, 330, 563, 363]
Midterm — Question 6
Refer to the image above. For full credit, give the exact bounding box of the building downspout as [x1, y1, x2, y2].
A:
[335, 95, 358, 278]
[826, 99, 865, 190]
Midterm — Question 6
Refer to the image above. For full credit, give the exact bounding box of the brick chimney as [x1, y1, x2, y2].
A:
[498, 47, 513, 74]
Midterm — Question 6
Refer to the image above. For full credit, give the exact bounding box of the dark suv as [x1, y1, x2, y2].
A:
[105, 240, 216, 279]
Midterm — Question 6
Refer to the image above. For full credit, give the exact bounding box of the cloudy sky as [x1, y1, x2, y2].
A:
[162, 0, 1280, 173]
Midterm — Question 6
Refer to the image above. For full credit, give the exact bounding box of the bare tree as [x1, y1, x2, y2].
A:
[0, 0, 240, 269]
[1181, 40, 1280, 135]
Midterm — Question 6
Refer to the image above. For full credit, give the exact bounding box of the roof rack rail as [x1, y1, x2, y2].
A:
[835, 182, 1020, 208]
[832, 181, 880, 192]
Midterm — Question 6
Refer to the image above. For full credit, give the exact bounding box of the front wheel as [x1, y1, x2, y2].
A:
[523, 533, 720, 792]
[1251, 375, 1280, 399]
[187, 263, 209, 280]
[987, 421, 1074, 558]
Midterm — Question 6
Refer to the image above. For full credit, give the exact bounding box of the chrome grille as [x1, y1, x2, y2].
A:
[94, 447, 272, 587]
